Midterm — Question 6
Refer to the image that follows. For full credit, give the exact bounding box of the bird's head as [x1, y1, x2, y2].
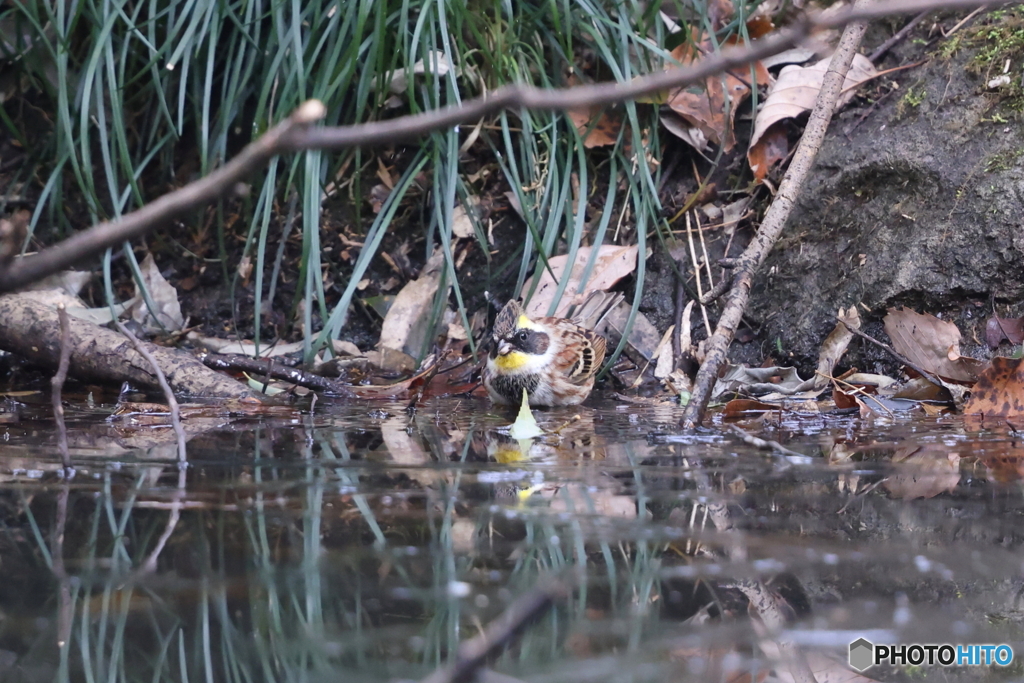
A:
[491, 300, 550, 370]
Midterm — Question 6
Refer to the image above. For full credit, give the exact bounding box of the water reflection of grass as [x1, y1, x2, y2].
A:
[9, 406, 1024, 681]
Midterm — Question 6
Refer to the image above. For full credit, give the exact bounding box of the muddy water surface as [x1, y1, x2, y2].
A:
[0, 395, 1023, 682]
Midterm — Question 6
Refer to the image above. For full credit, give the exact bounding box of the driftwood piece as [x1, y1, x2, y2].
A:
[0, 294, 255, 398]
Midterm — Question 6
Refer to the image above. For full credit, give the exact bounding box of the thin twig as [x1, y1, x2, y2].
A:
[113, 321, 188, 465]
[201, 353, 357, 397]
[51, 304, 72, 472]
[419, 575, 570, 683]
[728, 425, 809, 461]
[0, 0, 1009, 294]
[681, 0, 874, 429]
[868, 11, 929, 62]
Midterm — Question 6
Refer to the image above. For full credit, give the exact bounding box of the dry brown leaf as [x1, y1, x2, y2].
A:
[985, 315, 1024, 348]
[749, 53, 877, 157]
[963, 356, 1024, 418]
[132, 253, 184, 332]
[598, 303, 662, 363]
[883, 307, 987, 383]
[379, 250, 445, 358]
[663, 38, 770, 153]
[747, 121, 789, 182]
[565, 74, 624, 147]
[523, 244, 637, 318]
[566, 105, 623, 148]
[722, 398, 779, 417]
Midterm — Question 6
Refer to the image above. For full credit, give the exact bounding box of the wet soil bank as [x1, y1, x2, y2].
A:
[749, 29, 1024, 374]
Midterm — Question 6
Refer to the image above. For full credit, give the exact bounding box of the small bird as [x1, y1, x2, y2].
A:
[483, 297, 611, 407]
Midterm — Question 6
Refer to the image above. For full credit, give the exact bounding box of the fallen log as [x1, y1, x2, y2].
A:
[0, 294, 255, 398]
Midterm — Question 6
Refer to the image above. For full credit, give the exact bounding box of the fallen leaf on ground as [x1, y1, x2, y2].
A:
[748, 53, 876, 178]
[132, 253, 184, 332]
[985, 315, 1024, 348]
[747, 122, 789, 182]
[963, 356, 1024, 418]
[884, 308, 988, 383]
[566, 104, 623, 148]
[523, 244, 637, 318]
[664, 38, 771, 153]
[374, 50, 455, 95]
[722, 398, 779, 417]
[596, 302, 660, 363]
[21, 269, 92, 296]
[814, 306, 860, 390]
[379, 249, 445, 358]
[450, 201, 477, 239]
[653, 324, 676, 379]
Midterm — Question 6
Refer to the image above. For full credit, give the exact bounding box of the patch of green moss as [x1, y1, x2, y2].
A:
[940, 9, 1024, 115]
[895, 85, 926, 117]
[964, 9, 1024, 75]
[983, 148, 1024, 173]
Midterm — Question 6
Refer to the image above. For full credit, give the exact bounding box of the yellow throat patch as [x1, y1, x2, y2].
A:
[495, 350, 529, 371]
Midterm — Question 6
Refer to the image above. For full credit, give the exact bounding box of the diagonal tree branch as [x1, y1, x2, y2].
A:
[0, 0, 1007, 294]
[680, 0, 875, 428]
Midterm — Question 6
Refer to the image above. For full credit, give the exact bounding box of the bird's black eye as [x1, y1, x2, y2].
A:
[518, 330, 529, 342]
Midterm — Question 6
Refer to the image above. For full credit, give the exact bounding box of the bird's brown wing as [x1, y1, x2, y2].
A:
[539, 320, 607, 385]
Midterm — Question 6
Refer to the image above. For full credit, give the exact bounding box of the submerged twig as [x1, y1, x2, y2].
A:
[728, 425, 809, 463]
[681, 1, 873, 428]
[419, 575, 570, 683]
[114, 321, 187, 464]
[50, 304, 72, 471]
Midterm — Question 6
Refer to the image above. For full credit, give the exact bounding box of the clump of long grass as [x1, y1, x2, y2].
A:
[0, 0, 753, 366]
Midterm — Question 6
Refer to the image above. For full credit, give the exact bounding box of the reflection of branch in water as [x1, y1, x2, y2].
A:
[693, 476, 819, 683]
[51, 485, 73, 652]
[100, 322, 191, 575]
[137, 465, 188, 574]
[727, 425, 808, 465]
[419, 575, 570, 683]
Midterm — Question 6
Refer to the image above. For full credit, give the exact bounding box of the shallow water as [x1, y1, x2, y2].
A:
[1, 395, 1023, 682]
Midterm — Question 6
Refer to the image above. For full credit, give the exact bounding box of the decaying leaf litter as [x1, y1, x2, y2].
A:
[0, 0, 1018, 432]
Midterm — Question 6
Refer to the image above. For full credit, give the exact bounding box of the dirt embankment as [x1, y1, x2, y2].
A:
[748, 33, 1024, 374]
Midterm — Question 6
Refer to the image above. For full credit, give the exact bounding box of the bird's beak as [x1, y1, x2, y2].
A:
[497, 340, 512, 356]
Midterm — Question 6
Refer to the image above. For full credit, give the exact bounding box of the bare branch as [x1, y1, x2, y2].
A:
[681, 0, 874, 428]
